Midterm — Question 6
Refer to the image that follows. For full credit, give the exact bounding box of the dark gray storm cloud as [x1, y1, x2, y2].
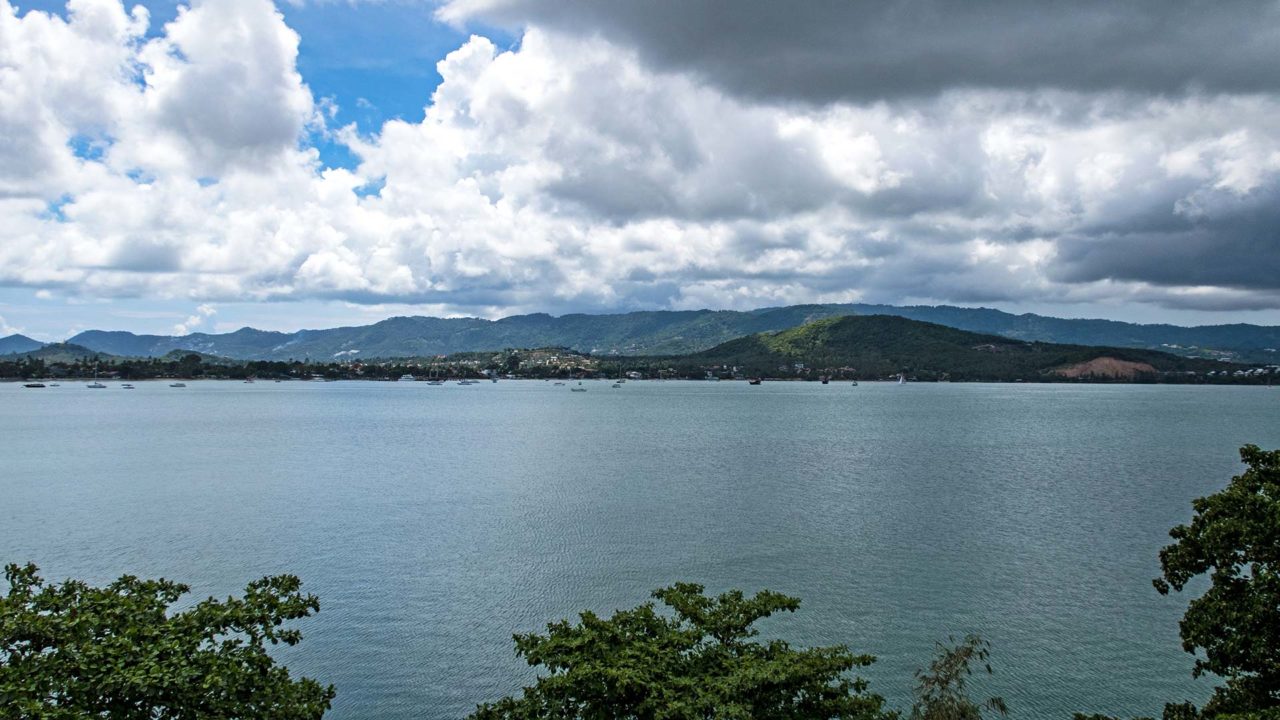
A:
[445, 0, 1280, 103]
[1053, 181, 1280, 292]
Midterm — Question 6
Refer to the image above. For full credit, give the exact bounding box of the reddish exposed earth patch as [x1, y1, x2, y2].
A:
[1054, 356, 1157, 379]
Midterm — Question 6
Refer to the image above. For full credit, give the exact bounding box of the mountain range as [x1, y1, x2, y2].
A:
[3, 303, 1279, 362]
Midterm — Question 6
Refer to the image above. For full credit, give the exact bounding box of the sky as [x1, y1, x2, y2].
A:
[2, 0, 1280, 341]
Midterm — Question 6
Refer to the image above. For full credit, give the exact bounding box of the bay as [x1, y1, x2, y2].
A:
[2, 380, 1278, 718]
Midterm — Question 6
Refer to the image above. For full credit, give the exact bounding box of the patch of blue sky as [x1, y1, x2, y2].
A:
[353, 176, 386, 199]
[40, 194, 74, 222]
[13, 0, 183, 35]
[68, 134, 111, 161]
[290, 2, 515, 167]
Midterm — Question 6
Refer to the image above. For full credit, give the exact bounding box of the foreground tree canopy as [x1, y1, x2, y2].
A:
[0, 564, 334, 720]
[470, 582, 892, 720]
[1155, 444, 1280, 716]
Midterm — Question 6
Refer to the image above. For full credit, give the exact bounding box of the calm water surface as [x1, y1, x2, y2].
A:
[3, 380, 1278, 718]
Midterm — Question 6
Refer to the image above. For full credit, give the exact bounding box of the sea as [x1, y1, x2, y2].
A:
[3, 380, 1278, 718]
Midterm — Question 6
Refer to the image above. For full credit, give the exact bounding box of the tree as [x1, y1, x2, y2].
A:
[470, 582, 891, 720]
[0, 563, 334, 719]
[1155, 444, 1280, 715]
[909, 635, 1007, 720]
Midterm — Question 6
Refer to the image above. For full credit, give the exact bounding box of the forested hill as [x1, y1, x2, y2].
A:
[5, 343, 115, 363]
[681, 315, 1240, 381]
[0, 333, 44, 355]
[54, 303, 1280, 361]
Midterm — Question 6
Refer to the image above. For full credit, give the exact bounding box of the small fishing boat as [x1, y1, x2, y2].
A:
[399, 374, 416, 382]
[748, 378, 762, 385]
[121, 384, 135, 389]
[23, 382, 45, 388]
[850, 381, 859, 387]
[169, 382, 187, 388]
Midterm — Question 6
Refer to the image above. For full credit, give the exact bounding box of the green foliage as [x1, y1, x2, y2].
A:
[0, 563, 334, 719]
[909, 635, 1007, 720]
[1155, 445, 1280, 715]
[470, 582, 892, 720]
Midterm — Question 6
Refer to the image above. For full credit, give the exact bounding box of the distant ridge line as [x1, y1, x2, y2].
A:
[1, 303, 1273, 362]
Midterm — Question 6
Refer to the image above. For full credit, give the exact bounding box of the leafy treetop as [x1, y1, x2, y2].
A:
[0, 563, 334, 720]
[470, 582, 892, 720]
[1155, 445, 1280, 715]
[910, 635, 1007, 720]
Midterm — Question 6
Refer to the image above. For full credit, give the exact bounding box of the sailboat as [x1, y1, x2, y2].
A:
[897, 373, 906, 385]
[87, 364, 106, 389]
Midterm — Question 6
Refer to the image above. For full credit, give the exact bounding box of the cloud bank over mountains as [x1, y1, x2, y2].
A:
[2, 0, 1279, 320]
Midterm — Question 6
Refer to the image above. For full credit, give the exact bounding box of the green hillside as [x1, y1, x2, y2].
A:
[680, 315, 1236, 381]
[9, 343, 116, 363]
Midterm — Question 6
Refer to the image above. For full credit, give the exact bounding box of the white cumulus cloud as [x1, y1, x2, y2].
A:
[173, 302, 216, 334]
[1, 0, 1280, 321]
